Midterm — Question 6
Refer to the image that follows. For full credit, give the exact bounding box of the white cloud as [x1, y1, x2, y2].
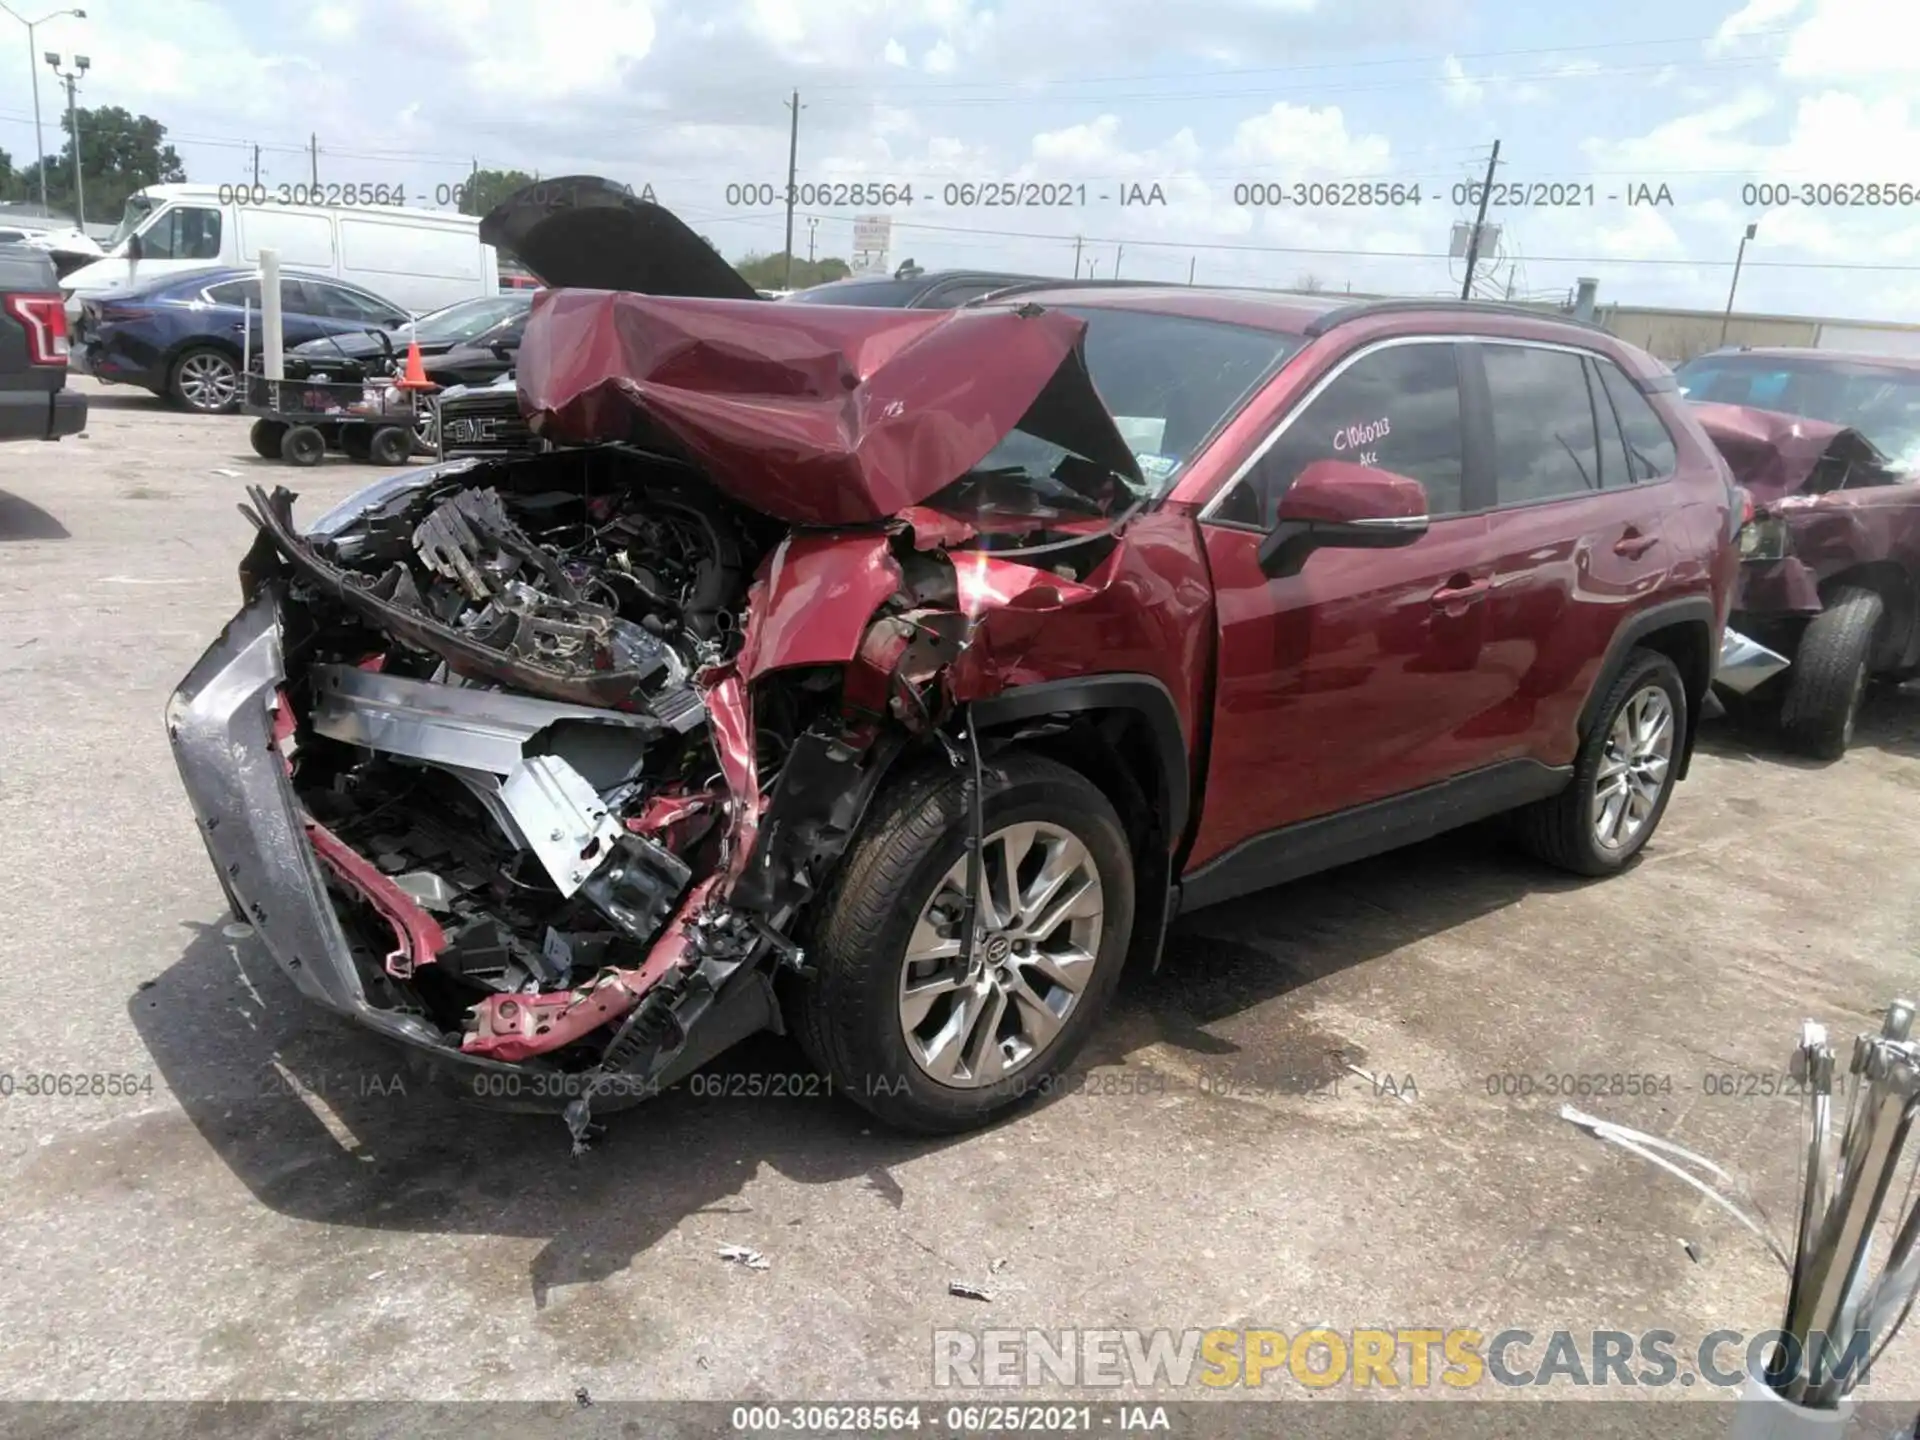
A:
[923, 40, 957, 74]
[1712, 0, 1809, 50]
[883, 38, 908, 66]
[1442, 55, 1484, 109]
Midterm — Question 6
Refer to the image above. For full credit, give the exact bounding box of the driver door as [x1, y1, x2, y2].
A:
[1185, 337, 1514, 874]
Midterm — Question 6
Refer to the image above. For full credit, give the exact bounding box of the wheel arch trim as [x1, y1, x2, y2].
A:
[967, 674, 1189, 849]
[1578, 596, 1717, 780]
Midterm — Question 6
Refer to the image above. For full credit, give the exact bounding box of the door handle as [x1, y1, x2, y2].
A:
[1430, 575, 1490, 608]
[1614, 528, 1659, 559]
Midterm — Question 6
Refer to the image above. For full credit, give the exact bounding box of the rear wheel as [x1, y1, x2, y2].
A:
[1780, 586, 1883, 760]
[279, 424, 326, 467]
[369, 425, 413, 466]
[247, 419, 286, 459]
[169, 346, 241, 413]
[798, 753, 1135, 1133]
[1513, 650, 1686, 876]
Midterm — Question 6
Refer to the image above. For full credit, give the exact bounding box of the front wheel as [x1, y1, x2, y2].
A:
[1513, 649, 1687, 876]
[797, 752, 1135, 1133]
[1780, 586, 1884, 760]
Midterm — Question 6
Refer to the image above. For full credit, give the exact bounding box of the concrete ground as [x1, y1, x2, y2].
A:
[6, 376, 1920, 1409]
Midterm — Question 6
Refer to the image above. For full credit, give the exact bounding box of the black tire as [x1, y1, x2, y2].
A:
[1513, 650, 1687, 876]
[248, 419, 286, 459]
[339, 427, 372, 462]
[797, 752, 1135, 1134]
[1780, 586, 1883, 760]
[168, 346, 242, 413]
[369, 425, 413, 466]
[279, 425, 326, 467]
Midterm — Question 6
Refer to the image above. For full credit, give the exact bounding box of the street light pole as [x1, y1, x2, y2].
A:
[45, 50, 88, 227]
[1720, 222, 1758, 347]
[0, 6, 84, 214]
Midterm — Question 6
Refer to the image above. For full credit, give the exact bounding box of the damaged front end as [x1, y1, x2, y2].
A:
[169, 282, 1157, 1141]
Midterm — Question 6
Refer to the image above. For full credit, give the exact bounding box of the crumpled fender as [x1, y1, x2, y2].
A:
[736, 531, 904, 681]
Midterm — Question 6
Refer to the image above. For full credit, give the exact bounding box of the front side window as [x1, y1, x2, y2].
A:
[1216, 341, 1466, 528]
[138, 206, 222, 261]
[315, 284, 400, 324]
[1483, 343, 1602, 505]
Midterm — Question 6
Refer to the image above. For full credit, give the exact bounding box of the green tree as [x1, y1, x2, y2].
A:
[0, 146, 13, 200]
[732, 251, 852, 290]
[458, 168, 537, 217]
[43, 107, 185, 224]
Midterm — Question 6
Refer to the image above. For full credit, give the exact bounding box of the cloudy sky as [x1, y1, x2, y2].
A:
[3, 0, 1918, 317]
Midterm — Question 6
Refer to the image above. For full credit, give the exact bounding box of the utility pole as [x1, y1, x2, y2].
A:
[782, 89, 802, 289]
[44, 51, 86, 225]
[807, 216, 817, 263]
[1187, 256, 1195, 285]
[1, 5, 86, 215]
[251, 143, 260, 187]
[1459, 138, 1501, 302]
[1720, 222, 1759, 346]
[1114, 244, 1123, 279]
[309, 132, 318, 188]
[1072, 235, 1084, 278]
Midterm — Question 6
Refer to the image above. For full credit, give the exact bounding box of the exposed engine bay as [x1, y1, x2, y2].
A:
[172, 238, 1174, 1141]
[233, 440, 1125, 1139]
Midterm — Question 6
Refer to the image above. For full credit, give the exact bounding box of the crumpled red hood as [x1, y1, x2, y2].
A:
[513, 289, 1142, 526]
[1690, 400, 1887, 501]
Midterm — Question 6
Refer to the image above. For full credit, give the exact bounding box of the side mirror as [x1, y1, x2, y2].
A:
[1256, 458, 1430, 578]
[125, 232, 143, 262]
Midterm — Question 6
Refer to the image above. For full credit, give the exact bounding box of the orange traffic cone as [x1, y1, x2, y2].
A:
[393, 339, 437, 391]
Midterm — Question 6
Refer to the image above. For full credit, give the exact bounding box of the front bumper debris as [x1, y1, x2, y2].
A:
[1714, 627, 1793, 696]
[165, 586, 595, 1109]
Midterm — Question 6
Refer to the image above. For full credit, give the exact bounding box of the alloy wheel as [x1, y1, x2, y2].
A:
[898, 821, 1105, 1088]
[178, 352, 238, 411]
[1592, 684, 1674, 851]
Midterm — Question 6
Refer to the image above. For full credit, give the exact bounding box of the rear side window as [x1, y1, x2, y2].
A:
[1218, 341, 1466, 527]
[1483, 343, 1601, 504]
[203, 277, 262, 307]
[1587, 359, 1633, 490]
[1596, 359, 1678, 480]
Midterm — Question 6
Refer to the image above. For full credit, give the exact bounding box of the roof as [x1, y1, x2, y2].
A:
[1681, 346, 1920, 372]
[983, 283, 1349, 334]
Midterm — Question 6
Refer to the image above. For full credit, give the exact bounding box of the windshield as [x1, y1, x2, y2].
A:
[787, 278, 925, 306]
[406, 294, 532, 344]
[106, 195, 156, 251]
[949, 306, 1303, 515]
[1676, 356, 1920, 472]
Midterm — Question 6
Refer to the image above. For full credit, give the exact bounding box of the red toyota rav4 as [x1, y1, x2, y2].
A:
[169, 181, 1739, 1138]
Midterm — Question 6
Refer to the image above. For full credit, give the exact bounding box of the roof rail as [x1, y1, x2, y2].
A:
[1301, 298, 1613, 338]
[962, 277, 1166, 307]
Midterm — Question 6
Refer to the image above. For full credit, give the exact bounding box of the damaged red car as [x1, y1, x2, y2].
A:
[1679, 349, 1920, 758]
[169, 178, 1739, 1137]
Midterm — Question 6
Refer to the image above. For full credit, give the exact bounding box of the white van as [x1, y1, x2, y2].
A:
[61, 184, 500, 317]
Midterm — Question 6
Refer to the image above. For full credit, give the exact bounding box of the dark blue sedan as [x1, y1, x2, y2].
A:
[70, 266, 410, 413]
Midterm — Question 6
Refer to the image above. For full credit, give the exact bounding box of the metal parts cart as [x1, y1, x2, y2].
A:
[242, 371, 432, 468]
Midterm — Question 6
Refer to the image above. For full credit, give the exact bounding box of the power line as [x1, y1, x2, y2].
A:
[728, 26, 1797, 93]
[692, 207, 1920, 273]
